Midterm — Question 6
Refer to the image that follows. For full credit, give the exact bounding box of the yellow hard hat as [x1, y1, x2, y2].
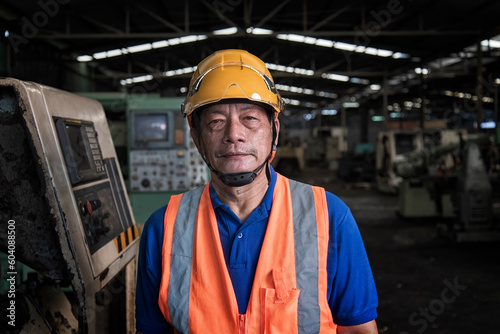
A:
[181, 49, 284, 123]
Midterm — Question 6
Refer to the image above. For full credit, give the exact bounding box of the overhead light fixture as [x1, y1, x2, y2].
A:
[335, 42, 357, 51]
[282, 97, 300, 106]
[128, 43, 152, 53]
[342, 102, 360, 108]
[275, 84, 315, 95]
[266, 63, 314, 76]
[77, 35, 207, 62]
[246, 27, 273, 35]
[213, 27, 238, 35]
[76, 55, 93, 62]
[350, 77, 370, 84]
[92, 51, 107, 60]
[163, 66, 197, 77]
[322, 73, 349, 82]
[120, 74, 154, 86]
[322, 109, 338, 115]
[414, 67, 429, 75]
[106, 49, 122, 57]
[315, 39, 334, 48]
[392, 52, 410, 59]
[276, 33, 408, 60]
[481, 38, 500, 49]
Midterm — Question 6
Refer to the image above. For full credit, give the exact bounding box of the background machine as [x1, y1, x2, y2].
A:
[126, 96, 208, 223]
[0, 78, 139, 333]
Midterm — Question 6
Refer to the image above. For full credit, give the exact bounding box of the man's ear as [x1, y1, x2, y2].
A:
[273, 117, 280, 148]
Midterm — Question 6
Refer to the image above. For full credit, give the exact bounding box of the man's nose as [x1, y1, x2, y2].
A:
[224, 118, 245, 143]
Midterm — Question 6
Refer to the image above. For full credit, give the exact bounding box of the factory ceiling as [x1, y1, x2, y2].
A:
[2, 0, 500, 120]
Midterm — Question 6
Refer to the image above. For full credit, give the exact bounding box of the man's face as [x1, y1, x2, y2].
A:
[191, 102, 279, 176]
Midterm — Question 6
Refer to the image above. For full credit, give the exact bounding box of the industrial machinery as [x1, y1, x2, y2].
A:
[305, 126, 348, 170]
[126, 96, 208, 223]
[375, 129, 424, 194]
[74, 93, 209, 224]
[376, 127, 500, 241]
[0, 78, 138, 333]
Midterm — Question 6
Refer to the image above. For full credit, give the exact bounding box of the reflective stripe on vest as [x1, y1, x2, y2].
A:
[159, 174, 336, 333]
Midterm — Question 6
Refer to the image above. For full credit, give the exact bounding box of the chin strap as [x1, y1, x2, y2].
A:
[202, 148, 273, 187]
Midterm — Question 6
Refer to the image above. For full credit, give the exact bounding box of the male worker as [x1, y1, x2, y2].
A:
[136, 49, 378, 334]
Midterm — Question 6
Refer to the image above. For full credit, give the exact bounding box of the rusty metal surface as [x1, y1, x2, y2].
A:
[0, 85, 68, 280]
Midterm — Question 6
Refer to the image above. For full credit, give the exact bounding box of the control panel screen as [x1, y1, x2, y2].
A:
[134, 114, 169, 143]
[55, 117, 107, 185]
[66, 124, 93, 170]
[130, 110, 175, 149]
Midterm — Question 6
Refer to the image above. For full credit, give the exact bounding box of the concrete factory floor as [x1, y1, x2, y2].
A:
[293, 167, 500, 334]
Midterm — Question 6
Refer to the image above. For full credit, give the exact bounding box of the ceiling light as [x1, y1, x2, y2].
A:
[414, 67, 429, 75]
[213, 27, 238, 35]
[377, 49, 393, 57]
[106, 49, 122, 57]
[266, 63, 314, 76]
[350, 77, 370, 84]
[334, 42, 357, 51]
[392, 52, 410, 59]
[128, 43, 152, 53]
[343, 102, 360, 108]
[304, 37, 317, 44]
[322, 73, 349, 82]
[93, 51, 107, 59]
[481, 39, 500, 49]
[246, 27, 273, 35]
[76, 55, 93, 62]
[282, 97, 300, 105]
[152, 40, 169, 48]
[163, 66, 197, 77]
[322, 109, 337, 115]
[372, 116, 385, 122]
[77, 34, 207, 61]
[315, 39, 334, 47]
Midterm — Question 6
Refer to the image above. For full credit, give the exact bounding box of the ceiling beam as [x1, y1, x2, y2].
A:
[34, 29, 483, 39]
[200, 0, 242, 30]
[253, 0, 291, 28]
[131, 3, 184, 33]
[308, 4, 352, 32]
[77, 14, 124, 34]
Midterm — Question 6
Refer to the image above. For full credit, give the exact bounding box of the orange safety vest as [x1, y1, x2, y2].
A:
[158, 174, 337, 333]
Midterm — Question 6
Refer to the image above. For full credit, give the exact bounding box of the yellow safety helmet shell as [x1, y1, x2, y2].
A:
[182, 49, 284, 124]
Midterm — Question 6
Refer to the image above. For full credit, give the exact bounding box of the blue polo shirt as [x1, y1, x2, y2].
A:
[136, 169, 378, 333]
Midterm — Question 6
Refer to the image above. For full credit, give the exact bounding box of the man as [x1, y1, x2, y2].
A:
[136, 49, 378, 334]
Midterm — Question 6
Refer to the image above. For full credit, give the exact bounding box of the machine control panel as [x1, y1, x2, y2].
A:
[55, 117, 107, 185]
[130, 149, 207, 191]
[128, 108, 208, 193]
